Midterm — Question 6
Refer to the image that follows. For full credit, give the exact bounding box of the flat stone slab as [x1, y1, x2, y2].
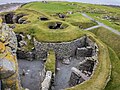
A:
[18, 59, 44, 90]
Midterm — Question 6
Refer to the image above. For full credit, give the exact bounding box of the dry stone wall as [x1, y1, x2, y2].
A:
[34, 35, 96, 61]
[34, 36, 87, 60]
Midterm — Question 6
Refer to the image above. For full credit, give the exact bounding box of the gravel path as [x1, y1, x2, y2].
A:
[84, 25, 101, 31]
[81, 13, 120, 35]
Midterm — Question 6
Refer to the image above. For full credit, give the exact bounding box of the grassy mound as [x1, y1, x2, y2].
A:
[90, 27, 120, 90]
[90, 27, 120, 59]
[0, 8, 85, 43]
[105, 48, 120, 90]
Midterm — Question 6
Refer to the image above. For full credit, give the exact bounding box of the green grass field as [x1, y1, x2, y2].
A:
[90, 27, 120, 90]
[0, 1, 119, 90]
[105, 47, 120, 90]
[87, 13, 120, 32]
[90, 27, 120, 59]
[17, 2, 120, 90]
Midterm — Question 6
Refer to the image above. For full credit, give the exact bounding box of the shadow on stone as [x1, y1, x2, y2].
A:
[1, 12, 30, 24]
[48, 22, 68, 29]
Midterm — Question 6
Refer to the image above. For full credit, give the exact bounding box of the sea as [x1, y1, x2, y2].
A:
[0, 0, 120, 6]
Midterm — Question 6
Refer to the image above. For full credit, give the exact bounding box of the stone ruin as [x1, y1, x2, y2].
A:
[48, 22, 63, 29]
[48, 22, 68, 30]
[0, 23, 99, 90]
[0, 23, 21, 90]
[33, 35, 99, 90]
[1, 12, 30, 24]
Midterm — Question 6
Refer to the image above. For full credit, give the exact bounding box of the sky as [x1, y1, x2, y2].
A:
[0, 0, 120, 5]
[68, 0, 120, 5]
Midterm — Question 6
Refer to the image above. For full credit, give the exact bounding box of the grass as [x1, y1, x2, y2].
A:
[105, 47, 120, 90]
[87, 13, 120, 32]
[90, 27, 120, 59]
[66, 13, 97, 29]
[5, 9, 85, 43]
[1, 1, 120, 89]
[45, 50, 55, 73]
[22, 2, 78, 14]
[90, 27, 120, 90]
[66, 32, 111, 90]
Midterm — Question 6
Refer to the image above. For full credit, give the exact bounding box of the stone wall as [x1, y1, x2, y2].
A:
[34, 35, 96, 60]
[34, 36, 86, 60]
[69, 42, 99, 87]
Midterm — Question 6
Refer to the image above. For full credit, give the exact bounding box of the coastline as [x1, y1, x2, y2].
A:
[0, 3, 22, 13]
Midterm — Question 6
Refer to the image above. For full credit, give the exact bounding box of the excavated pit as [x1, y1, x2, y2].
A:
[40, 16, 49, 21]
[48, 22, 68, 29]
[4, 12, 14, 24]
[14, 13, 27, 24]
[1, 12, 29, 24]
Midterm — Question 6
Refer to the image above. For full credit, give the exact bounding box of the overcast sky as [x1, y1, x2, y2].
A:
[0, 0, 120, 5]
[68, 0, 120, 5]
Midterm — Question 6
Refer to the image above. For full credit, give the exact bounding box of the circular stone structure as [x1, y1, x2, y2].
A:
[0, 2, 111, 90]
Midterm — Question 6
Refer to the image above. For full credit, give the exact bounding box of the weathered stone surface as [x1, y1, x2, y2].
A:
[19, 40, 27, 47]
[76, 47, 88, 58]
[34, 35, 98, 61]
[67, 11, 73, 14]
[26, 34, 31, 40]
[76, 46, 94, 59]
[0, 58, 16, 79]
[18, 18, 26, 24]
[34, 36, 86, 60]
[0, 23, 21, 90]
[62, 58, 70, 65]
[41, 71, 52, 90]
[17, 50, 35, 61]
[71, 67, 90, 80]
[58, 13, 66, 18]
[1, 12, 28, 24]
[69, 69, 84, 87]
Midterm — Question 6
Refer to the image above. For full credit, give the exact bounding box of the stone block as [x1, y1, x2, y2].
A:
[41, 71, 52, 90]
[62, 58, 70, 65]
[76, 47, 87, 58]
[86, 46, 93, 57]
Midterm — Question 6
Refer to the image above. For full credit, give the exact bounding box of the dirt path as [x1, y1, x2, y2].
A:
[81, 13, 120, 35]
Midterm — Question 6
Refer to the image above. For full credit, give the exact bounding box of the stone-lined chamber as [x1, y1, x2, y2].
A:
[33, 35, 99, 90]
[34, 35, 97, 61]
